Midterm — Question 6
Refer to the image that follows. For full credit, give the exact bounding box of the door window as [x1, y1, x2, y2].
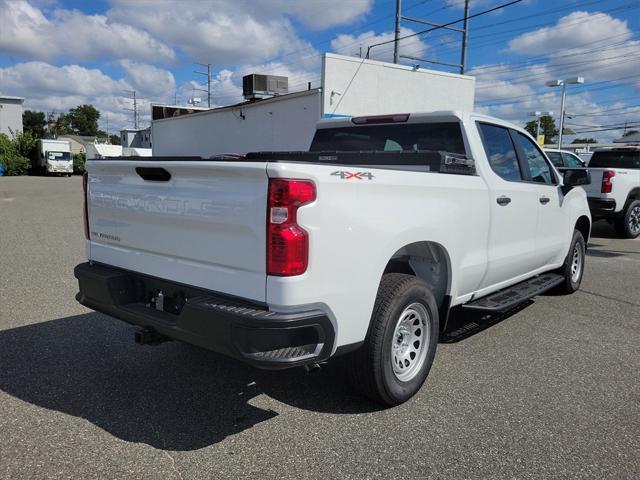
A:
[545, 151, 564, 167]
[514, 132, 555, 185]
[562, 152, 584, 168]
[478, 123, 523, 182]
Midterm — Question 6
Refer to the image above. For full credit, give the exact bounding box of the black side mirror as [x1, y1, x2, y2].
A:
[562, 169, 591, 194]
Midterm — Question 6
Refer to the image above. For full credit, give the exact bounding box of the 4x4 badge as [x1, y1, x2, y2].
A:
[331, 171, 374, 180]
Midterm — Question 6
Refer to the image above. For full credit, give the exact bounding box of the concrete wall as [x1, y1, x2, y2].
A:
[0, 97, 24, 137]
[321, 53, 475, 117]
[153, 90, 321, 157]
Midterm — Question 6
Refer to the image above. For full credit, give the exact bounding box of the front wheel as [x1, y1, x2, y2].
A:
[348, 273, 439, 406]
[615, 200, 640, 239]
[554, 230, 586, 294]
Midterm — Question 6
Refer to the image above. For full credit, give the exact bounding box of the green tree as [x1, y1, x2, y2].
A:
[571, 138, 598, 144]
[47, 112, 71, 137]
[623, 129, 639, 137]
[11, 129, 38, 159]
[109, 134, 121, 145]
[0, 133, 31, 175]
[22, 110, 46, 138]
[67, 104, 101, 136]
[524, 115, 558, 144]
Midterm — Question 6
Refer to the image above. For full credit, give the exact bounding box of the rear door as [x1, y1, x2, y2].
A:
[87, 159, 269, 302]
[476, 123, 539, 289]
[511, 131, 567, 267]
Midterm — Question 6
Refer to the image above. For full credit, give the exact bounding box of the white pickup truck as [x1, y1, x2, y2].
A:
[75, 111, 591, 405]
[583, 146, 640, 238]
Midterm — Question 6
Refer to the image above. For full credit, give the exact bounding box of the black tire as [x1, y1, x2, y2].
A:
[348, 273, 439, 406]
[614, 200, 640, 239]
[554, 229, 586, 294]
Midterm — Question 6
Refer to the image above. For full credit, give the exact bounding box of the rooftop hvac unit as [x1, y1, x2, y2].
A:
[243, 74, 288, 100]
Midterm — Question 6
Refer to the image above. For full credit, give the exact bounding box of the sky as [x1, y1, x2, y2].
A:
[1, 0, 639, 142]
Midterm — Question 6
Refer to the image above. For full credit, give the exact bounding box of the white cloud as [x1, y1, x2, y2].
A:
[331, 27, 429, 63]
[0, 61, 176, 131]
[0, 0, 176, 63]
[507, 11, 632, 55]
[106, 0, 369, 66]
[282, 0, 373, 30]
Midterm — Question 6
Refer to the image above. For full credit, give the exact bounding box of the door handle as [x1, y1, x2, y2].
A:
[539, 196, 550, 205]
[496, 196, 511, 206]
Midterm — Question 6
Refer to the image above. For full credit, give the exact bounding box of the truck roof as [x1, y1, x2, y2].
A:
[317, 110, 525, 133]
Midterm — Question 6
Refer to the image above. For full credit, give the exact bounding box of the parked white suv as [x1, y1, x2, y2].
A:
[583, 147, 640, 238]
[75, 111, 591, 405]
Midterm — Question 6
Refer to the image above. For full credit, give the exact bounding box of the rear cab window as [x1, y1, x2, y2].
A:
[589, 150, 640, 169]
[309, 122, 467, 155]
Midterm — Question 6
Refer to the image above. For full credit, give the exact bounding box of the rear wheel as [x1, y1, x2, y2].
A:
[348, 273, 439, 406]
[614, 200, 640, 239]
[554, 230, 585, 294]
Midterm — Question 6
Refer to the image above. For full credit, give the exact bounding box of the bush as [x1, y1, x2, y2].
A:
[73, 152, 86, 174]
[0, 133, 31, 176]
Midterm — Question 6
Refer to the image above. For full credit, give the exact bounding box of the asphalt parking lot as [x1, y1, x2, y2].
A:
[1, 176, 638, 479]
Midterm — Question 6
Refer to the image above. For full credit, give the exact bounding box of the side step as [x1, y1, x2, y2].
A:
[462, 273, 564, 313]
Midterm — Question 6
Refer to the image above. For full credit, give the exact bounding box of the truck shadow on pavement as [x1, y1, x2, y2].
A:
[0, 313, 380, 451]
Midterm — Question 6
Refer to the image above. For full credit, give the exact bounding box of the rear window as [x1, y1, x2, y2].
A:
[309, 122, 467, 155]
[589, 150, 640, 169]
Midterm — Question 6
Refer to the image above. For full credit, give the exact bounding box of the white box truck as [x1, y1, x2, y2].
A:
[36, 139, 73, 176]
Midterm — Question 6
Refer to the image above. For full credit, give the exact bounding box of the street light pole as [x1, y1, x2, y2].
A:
[546, 77, 584, 149]
[528, 111, 553, 146]
[558, 82, 567, 149]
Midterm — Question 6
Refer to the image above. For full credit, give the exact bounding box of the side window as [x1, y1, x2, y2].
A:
[514, 132, 555, 185]
[562, 152, 583, 168]
[478, 123, 523, 182]
[546, 151, 564, 168]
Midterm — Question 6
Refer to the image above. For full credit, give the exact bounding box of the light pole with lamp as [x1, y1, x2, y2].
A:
[546, 77, 584, 149]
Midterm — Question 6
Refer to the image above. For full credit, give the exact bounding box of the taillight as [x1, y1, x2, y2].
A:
[82, 172, 90, 240]
[601, 170, 615, 193]
[267, 178, 316, 276]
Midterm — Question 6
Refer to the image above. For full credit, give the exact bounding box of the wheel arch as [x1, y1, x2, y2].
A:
[575, 215, 591, 244]
[382, 241, 453, 330]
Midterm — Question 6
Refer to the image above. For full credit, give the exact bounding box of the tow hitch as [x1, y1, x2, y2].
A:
[134, 327, 171, 346]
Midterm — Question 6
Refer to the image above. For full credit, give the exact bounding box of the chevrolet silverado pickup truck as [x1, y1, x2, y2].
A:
[74, 111, 591, 406]
[583, 146, 640, 238]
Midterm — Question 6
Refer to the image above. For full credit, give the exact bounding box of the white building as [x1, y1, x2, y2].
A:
[0, 96, 25, 137]
[152, 53, 476, 157]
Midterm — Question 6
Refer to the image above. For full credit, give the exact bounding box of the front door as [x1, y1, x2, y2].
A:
[511, 131, 567, 267]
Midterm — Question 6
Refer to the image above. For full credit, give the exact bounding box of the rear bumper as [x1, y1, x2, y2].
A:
[74, 262, 335, 369]
[587, 197, 617, 218]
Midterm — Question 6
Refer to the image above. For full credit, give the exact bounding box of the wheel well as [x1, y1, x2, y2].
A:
[383, 241, 451, 312]
[575, 215, 591, 243]
[627, 188, 640, 202]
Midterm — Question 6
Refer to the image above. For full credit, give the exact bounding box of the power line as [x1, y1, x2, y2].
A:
[366, 0, 524, 59]
[193, 63, 212, 108]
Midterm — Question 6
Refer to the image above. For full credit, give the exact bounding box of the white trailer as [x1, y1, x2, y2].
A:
[36, 139, 73, 176]
[152, 53, 475, 157]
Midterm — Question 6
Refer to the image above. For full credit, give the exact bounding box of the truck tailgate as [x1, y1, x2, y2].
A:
[583, 168, 604, 197]
[86, 160, 268, 302]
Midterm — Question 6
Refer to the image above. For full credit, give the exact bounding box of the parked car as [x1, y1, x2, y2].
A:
[583, 146, 640, 238]
[74, 111, 592, 406]
[544, 149, 586, 171]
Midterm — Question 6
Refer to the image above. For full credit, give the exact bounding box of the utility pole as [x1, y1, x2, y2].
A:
[385, 0, 469, 71]
[124, 90, 139, 129]
[194, 63, 212, 108]
[393, 0, 402, 63]
[460, 0, 470, 74]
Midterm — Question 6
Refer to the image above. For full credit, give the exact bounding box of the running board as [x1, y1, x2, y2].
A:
[462, 273, 564, 313]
